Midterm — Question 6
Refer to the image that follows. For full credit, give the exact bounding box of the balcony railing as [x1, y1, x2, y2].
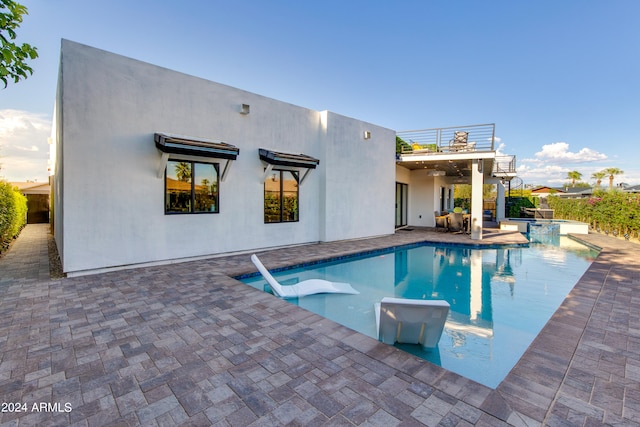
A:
[397, 123, 496, 154]
[493, 155, 517, 177]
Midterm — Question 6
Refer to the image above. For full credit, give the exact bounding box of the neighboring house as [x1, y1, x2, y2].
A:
[560, 187, 593, 198]
[530, 186, 593, 201]
[530, 186, 565, 199]
[51, 40, 517, 276]
[10, 181, 50, 224]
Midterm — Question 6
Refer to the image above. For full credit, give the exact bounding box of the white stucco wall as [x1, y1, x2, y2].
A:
[54, 40, 395, 274]
[51, 79, 64, 266]
[395, 165, 456, 228]
[320, 111, 395, 241]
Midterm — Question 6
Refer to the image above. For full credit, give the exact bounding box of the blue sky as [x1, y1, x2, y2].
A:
[1, 0, 639, 186]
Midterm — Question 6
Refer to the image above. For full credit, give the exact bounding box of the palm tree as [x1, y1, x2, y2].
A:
[603, 167, 623, 189]
[175, 162, 191, 182]
[566, 170, 582, 187]
[591, 171, 606, 188]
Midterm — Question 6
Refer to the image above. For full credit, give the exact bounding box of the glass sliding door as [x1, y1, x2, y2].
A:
[395, 182, 408, 227]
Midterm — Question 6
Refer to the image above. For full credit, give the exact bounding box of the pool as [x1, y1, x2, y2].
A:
[239, 236, 598, 388]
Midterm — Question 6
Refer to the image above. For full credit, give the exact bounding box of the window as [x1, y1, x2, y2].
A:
[165, 160, 219, 214]
[264, 170, 299, 223]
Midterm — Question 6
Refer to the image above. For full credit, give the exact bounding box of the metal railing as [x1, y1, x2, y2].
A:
[493, 155, 517, 176]
[397, 123, 496, 154]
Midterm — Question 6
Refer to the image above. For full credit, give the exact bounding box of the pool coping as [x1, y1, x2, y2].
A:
[233, 239, 531, 280]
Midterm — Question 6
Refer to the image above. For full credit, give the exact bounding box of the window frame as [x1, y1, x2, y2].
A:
[165, 159, 220, 215]
[264, 168, 300, 224]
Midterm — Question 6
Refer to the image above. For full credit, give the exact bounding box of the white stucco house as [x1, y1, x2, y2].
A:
[51, 40, 516, 276]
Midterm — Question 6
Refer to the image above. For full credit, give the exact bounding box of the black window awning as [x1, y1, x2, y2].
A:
[258, 148, 319, 169]
[155, 133, 239, 160]
[259, 148, 319, 185]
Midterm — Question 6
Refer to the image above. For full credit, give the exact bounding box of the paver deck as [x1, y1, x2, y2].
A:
[1, 224, 639, 426]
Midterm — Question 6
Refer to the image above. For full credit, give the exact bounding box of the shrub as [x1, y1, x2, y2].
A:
[0, 181, 28, 250]
[548, 191, 640, 239]
[506, 196, 536, 218]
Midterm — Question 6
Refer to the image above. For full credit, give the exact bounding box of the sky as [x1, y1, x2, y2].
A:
[1, 0, 639, 187]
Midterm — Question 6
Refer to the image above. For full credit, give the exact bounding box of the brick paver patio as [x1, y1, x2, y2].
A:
[1, 224, 638, 426]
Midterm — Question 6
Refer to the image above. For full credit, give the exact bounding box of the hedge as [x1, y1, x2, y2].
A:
[506, 196, 538, 218]
[548, 191, 640, 239]
[0, 181, 28, 251]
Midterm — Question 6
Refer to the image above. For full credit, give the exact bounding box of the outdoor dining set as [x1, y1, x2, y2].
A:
[434, 209, 471, 233]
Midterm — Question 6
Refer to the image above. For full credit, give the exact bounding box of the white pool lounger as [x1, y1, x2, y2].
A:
[250, 254, 359, 299]
[375, 297, 450, 348]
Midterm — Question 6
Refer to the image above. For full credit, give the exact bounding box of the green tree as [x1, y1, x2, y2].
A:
[603, 167, 624, 190]
[1, 0, 38, 87]
[566, 170, 582, 187]
[591, 171, 606, 188]
[454, 184, 496, 199]
[396, 136, 411, 154]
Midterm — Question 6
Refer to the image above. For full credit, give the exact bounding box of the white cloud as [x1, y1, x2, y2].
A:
[494, 142, 506, 156]
[534, 142, 607, 163]
[516, 163, 567, 182]
[0, 109, 52, 181]
[513, 141, 619, 186]
[517, 163, 596, 187]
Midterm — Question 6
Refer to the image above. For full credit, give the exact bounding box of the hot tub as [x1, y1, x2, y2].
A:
[499, 218, 589, 235]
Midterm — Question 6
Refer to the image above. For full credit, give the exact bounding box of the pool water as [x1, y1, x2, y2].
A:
[240, 236, 598, 388]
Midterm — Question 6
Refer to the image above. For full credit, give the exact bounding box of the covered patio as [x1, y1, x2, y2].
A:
[396, 124, 517, 240]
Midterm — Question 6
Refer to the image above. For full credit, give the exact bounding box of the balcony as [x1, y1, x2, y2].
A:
[397, 123, 496, 155]
[396, 124, 517, 182]
[493, 155, 517, 178]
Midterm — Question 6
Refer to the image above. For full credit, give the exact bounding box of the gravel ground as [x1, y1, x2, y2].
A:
[47, 229, 65, 279]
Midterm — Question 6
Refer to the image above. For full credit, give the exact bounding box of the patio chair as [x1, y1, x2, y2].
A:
[434, 211, 448, 231]
[448, 212, 465, 233]
[449, 131, 469, 151]
[375, 297, 450, 348]
[250, 254, 359, 299]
